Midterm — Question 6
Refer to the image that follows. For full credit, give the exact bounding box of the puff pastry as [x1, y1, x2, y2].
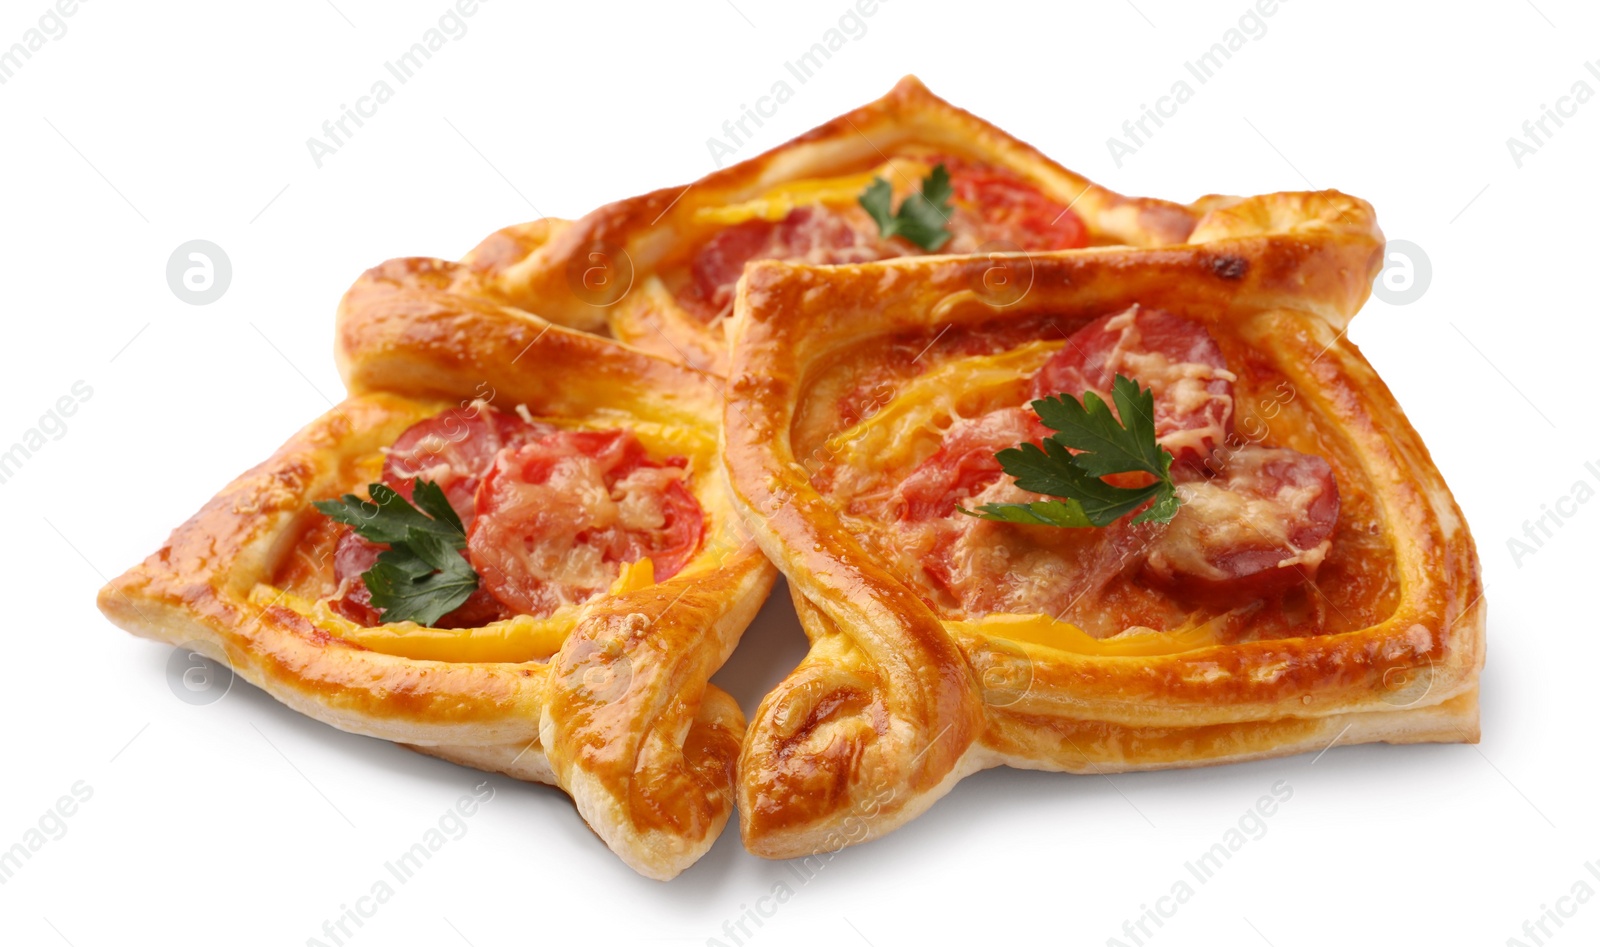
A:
[97, 73, 1481, 877]
[720, 193, 1484, 859]
[97, 234, 775, 879]
[475, 75, 1326, 375]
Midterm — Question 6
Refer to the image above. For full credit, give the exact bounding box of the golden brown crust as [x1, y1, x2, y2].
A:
[720, 208, 1483, 859]
[464, 75, 1377, 374]
[100, 257, 776, 880]
[94, 76, 1475, 876]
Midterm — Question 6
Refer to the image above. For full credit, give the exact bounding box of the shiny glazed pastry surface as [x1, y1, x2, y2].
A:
[96, 74, 1483, 878]
[98, 229, 776, 880]
[476, 75, 1368, 375]
[720, 204, 1483, 859]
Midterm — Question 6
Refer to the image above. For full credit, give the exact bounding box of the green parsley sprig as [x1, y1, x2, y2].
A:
[313, 480, 479, 626]
[858, 163, 954, 251]
[961, 374, 1182, 528]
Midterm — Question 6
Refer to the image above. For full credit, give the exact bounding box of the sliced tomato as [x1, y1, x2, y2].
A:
[1032, 306, 1235, 471]
[688, 218, 773, 313]
[686, 206, 891, 321]
[328, 527, 383, 625]
[328, 527, 509, 628]
[895, 407, 1050, 520]
[940, 156, 1089, 251]
[682, 157, 1087, 320]
[381, 404, 550, 524]
[1143, 445, 1340, 596]
[466, 429, 705, 618]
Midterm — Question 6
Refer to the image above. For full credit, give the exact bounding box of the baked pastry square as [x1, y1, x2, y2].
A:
[469, 74, 1339, 375]
[97, 245, 774, 879]
[720, 192, 1484, 858]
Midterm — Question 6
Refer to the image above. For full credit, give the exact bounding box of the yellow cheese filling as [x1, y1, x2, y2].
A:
[288, 410, 717, 664]
[951, 611, 1220, 657]
[824, 341, 1059, 474]
[827, 346, 1226, 656]
[693, 157, 933, 226]
[255, 558, 659, 664]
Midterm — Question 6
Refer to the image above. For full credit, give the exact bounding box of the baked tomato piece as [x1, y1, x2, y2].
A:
[381, 403, 551, 524]
[686, 206, 889, 321]
[894, 407, 1051, 521]
[328, 527, 509, 628]
[941, 156, 1089, 251]
[466, 429, 705, 618]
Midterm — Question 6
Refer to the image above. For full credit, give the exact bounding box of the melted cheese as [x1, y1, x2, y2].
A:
[825, 341, 1060, 476]
[615, 465, 682, 531]
[694, 158, 933, 226]
[580, 413, 717, 470]
[1095, 306, 1236, 460]
[259, 559, 659, 663]
[297, 407, 715, 663]
[1164, 482, 1294, 577]
[825, 340, 1322, 644]
[824, 343, 1168, 631]
[948, 611, 1219, 656]
[1151, 446, 1334, 582]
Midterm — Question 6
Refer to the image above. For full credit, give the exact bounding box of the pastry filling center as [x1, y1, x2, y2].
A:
[677, 153, 1092, 323]
[816, 305, 1356, 643]
[329, 403, 704, 627]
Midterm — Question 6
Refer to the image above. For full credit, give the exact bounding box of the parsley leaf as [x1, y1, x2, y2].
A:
[364, 545, 478, 626]
[859, 164, 954, 251]
[312, 480, 479, 625]
[961, 374, 1182, 528]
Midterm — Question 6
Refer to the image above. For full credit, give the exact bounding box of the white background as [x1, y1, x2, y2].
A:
[1, 1, 1593, 944]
